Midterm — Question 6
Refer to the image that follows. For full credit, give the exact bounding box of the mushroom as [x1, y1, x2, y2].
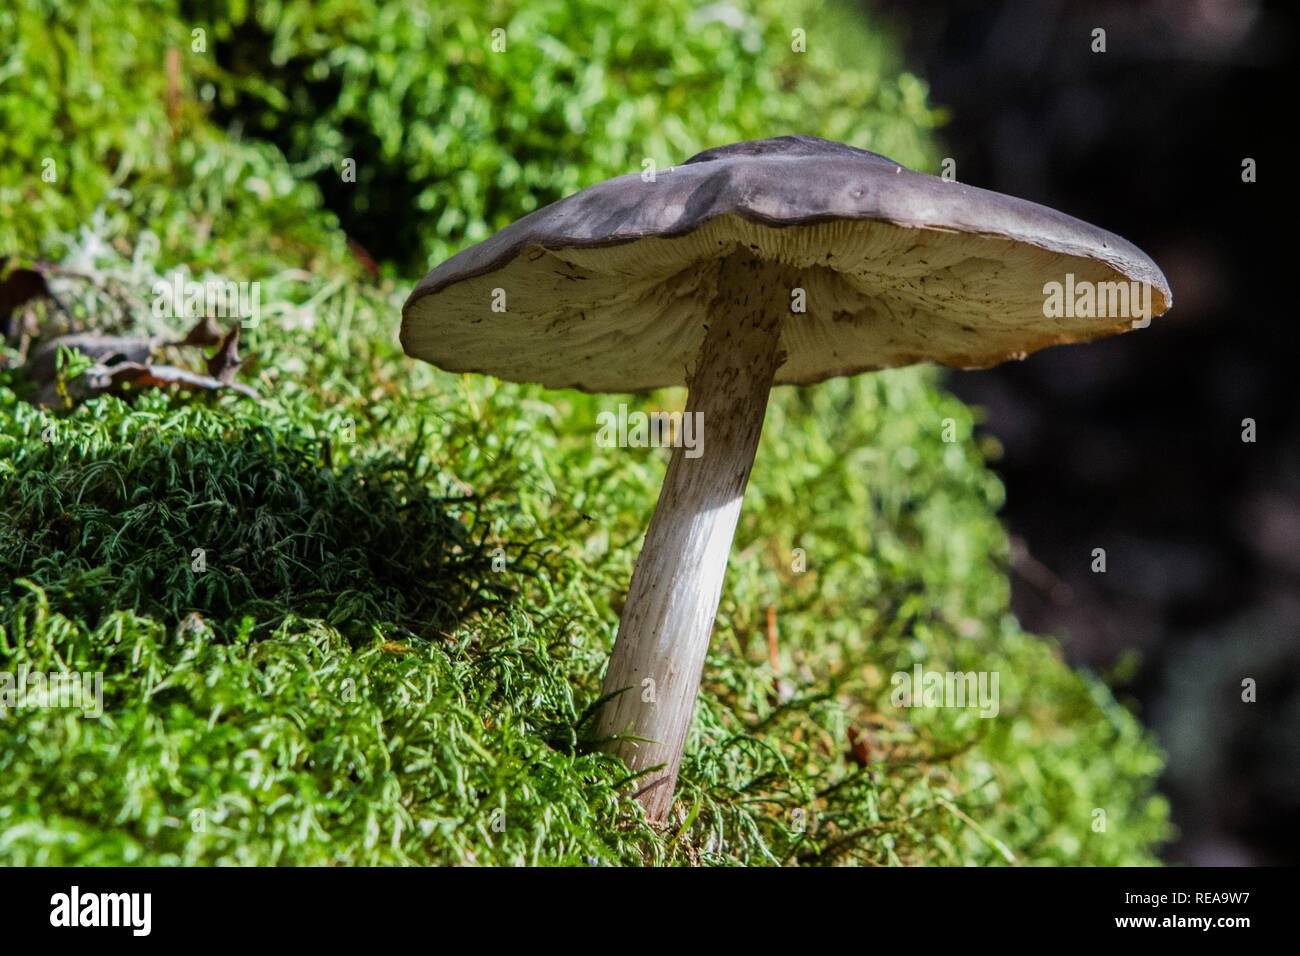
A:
[401, 135, 1172, 821]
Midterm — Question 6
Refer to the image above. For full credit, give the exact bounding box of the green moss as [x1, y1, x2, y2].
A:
[0, 0, 1169, 865]
[0, 395, 507, 635]
[0, 359, 1171, 864]
[189, 0, 942, 271]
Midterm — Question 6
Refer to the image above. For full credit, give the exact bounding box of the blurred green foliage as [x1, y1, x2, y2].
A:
[187, 0, 941, 269]
[0, 0, 1169, 865]
[0, 0, 346, 276]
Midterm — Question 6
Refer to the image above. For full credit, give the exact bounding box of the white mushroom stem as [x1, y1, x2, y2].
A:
[596, 251, 788, 821]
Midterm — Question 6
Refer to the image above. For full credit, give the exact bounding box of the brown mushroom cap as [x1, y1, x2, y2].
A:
[401, 136, 1172, 393]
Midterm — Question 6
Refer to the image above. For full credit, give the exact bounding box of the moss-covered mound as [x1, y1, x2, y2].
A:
[0, 0, 1168, 865]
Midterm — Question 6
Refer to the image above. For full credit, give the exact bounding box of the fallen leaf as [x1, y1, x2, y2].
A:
[106, 361, 259, 399]
[27, 333, 161, 385]
[23, 323, 258, 407]
[205, 326, 243, 384]
[168, 316, 225, 348]
[1, 260, 56, 346]
[847, 727, 872, 767]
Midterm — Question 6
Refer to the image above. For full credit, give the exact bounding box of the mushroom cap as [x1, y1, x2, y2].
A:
[401, 136, 1172, 393]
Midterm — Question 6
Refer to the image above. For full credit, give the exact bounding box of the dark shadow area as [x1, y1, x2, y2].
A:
[874, 0, 1298, 864]
[0, 413, 511, 640]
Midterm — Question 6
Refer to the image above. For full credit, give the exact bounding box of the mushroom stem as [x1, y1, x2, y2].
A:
[596, 251, 787, 821]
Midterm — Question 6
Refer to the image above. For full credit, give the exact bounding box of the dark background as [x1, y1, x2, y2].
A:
[874, 0, 1297, 864]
